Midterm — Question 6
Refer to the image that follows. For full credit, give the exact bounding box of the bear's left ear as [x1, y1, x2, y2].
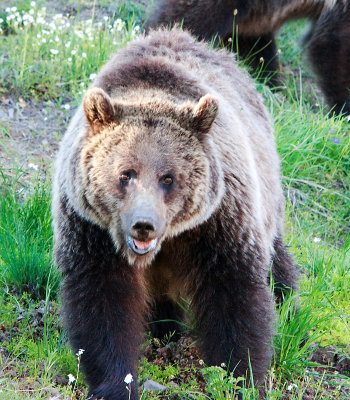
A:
[83, 88, 118, 133]
[190, 94, 219, 133]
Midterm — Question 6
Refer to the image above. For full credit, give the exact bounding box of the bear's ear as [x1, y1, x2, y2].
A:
[191, 94, 219, 133]
[83, 88, 117, 133]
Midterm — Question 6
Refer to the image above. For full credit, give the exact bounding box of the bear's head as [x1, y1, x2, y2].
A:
[80, 87, 224, 267]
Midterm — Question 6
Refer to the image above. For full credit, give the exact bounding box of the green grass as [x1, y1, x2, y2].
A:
[0, 171, 60, 299]
[0, 1, 141, 102]
[0, 1, 349, 399]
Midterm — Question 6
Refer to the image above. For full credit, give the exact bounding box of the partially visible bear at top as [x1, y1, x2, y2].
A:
[146, 0, 350, 116]
[52, 28, 298, 400]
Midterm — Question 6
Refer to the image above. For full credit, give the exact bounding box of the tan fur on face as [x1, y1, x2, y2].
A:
[73, 94, 222, 268]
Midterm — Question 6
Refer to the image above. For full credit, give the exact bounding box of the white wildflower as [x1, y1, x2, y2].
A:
[61, 104, 70, 110]
[124, 373, 133, 384]
[30, 1, 36, 7]
[28, 163, 38, 171]
[71, 49, 76, 55]
[313, 237, 321, 243]
[287, 383, 297, 391]
[82, 52, 87, 58]
[68, 374, 76, 384]
[50, 48, 59, 55]
[76, 348, 85, 356]
[89, 73, 96, 80]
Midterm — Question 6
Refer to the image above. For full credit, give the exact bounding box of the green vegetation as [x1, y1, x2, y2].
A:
[0, 1, 349, 399]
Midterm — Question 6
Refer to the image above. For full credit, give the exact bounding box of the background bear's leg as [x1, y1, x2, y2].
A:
[148, 296, 185, 341]
[233, 33, 281, 87]
[271, 236, 299, 305]
[306, 5, 350, 116]
[55, 201, 146, 400]
[192, 255, 274, 383]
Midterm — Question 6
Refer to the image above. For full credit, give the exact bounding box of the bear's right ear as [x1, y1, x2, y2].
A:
[83, 88, 117, 133]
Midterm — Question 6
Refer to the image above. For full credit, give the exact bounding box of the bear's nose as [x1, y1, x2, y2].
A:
[132, 220, 155, 233]
[131, 219, 156, 240]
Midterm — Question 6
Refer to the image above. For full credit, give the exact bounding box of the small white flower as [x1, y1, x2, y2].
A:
[42, 38, 46, 43]
[80, 82, 85, 87]
[11, 7, 17, 12]
[76, 348, 85, 356]
[89, 73, 96, 80]
[68, 57, 72, 62]
[30, 1, 36, 7]
[124, 373, 133, 384]
[313, 237, 321, 243]
[68, 373, 76, 384]
[287, 383, 297, 391]
[82, 52, 87, 58]
[61, 103, 70, 110]
[50, 48, 59, 55]
[71, 49, 76, 55]
[28, 163, 38, 171]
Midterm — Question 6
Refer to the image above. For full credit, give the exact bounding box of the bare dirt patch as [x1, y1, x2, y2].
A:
[0, 95, 72, 182]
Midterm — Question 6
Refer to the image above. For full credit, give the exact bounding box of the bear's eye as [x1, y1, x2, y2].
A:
[160, 174, 174, 185]
[119, 169, 136, 184]
[120, 173, 130, 182]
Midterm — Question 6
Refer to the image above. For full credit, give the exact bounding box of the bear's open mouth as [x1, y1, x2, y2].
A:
[126, 236, 158, 255]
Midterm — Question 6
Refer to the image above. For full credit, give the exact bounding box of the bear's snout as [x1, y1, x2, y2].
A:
[120, 198, 166, 255]
[130, 217, 156, 240]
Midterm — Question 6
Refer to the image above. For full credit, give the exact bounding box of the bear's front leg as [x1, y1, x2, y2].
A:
[62, 262, 145, 400]
[189, 236, 275, 384]
[55, 204, 146, 400]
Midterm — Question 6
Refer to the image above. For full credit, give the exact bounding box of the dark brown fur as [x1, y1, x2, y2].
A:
[147, 0, 350, 115]
[53, 28, 298, 400]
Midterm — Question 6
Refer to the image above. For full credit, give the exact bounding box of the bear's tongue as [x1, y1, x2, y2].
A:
[133, 239, 153, 251]
[126, 236, 158, 255]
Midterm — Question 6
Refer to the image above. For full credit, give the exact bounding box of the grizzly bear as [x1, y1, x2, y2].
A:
[52, 28, 298, 400]
[146, 0, 350, 116]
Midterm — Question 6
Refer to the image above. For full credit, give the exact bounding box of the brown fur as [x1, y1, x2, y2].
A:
[147, 0, 350, 115]
[52, 28, 298, 400]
